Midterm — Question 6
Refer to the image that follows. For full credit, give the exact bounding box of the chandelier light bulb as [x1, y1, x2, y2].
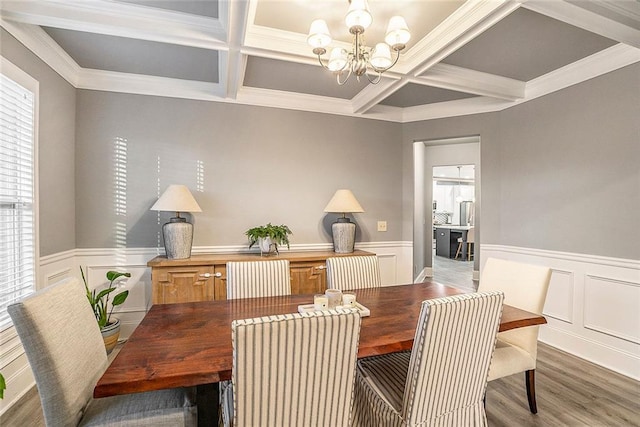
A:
[307, 19, 332, 50]
[385, 16, 411, 50]
[345, 0, 372, 32]
[370, 43, 392, 69]
[328, 48, 349, 71]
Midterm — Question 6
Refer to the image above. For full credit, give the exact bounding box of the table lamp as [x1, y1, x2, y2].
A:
[150, 184, 202, 259]
[324, 189, 364, 253]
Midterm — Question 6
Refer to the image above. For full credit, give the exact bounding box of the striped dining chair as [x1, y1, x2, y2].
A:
[326, 255, 381, 290]
[220, 309, 362, 427]
[352, 291, 504, 427]
[226, 259, 291, 299]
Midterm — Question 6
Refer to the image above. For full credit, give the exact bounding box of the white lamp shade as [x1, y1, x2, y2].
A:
[345, 0, 372, 31]
[328, 48, 349, 71]
[385, 16, 411, 47]
[150, 185, 202, 213]
[308, 19, 332, 48]
[370, 43, 392, 69]
[324, 189, 364, 213]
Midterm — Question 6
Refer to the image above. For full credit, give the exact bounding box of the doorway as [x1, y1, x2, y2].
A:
[432, 165, 475, 291]
[413, 136, 480, 291]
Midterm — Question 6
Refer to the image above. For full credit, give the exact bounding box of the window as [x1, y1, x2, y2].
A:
[0, 58, 38, 331]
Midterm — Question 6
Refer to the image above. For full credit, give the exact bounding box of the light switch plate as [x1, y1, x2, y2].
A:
[377, 221, 387, 232]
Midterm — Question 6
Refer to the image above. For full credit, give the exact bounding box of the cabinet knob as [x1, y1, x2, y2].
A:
[315, 265, 326, 270]
[200, 272, 222, 278]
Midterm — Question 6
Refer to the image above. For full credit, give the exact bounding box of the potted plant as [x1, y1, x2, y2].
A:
[81, 267, 131, 354]
[0, 372, 5, 399]
[245, 223, 292, 256]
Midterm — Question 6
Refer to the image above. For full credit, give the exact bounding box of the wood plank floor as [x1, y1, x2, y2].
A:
[2, 342, 638, 426]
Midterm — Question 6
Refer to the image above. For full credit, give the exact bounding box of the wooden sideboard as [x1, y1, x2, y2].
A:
[148, 250, 374, 304]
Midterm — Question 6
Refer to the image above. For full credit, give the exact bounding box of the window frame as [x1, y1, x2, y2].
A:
[0, 55, 39, 358]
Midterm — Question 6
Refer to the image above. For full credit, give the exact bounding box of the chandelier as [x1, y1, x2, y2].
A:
[307, 0, 411, 85]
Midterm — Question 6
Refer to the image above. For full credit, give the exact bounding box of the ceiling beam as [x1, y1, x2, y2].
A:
[223, 0, 249, 99]
[0, 0, 228, 50]
[522, 0, 640, 49]
[413, 64, 525, 101]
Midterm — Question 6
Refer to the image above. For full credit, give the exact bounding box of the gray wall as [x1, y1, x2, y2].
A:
[74, 91, 403, 249]
[403, 63, 640, 260]
[0, 29, 77, 256]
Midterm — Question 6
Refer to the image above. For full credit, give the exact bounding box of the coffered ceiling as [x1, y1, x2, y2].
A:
[1, 0, 639, 122]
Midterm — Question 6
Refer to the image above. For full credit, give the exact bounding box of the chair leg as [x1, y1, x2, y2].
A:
[525, 369, 537, 414]
[455, 242, 462, 259]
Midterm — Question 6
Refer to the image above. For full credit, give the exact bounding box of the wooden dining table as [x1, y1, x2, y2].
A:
[94, 281, 546, 425]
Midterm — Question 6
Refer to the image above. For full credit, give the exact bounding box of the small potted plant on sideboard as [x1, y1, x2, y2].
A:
[245, 223, 292, 256]
[81, 267, 131, 354]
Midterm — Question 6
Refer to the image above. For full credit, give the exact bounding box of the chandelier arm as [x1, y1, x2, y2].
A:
[365, 72, 382, 85]
[336, 67, 353, 85]
[316, 54, 332, 71]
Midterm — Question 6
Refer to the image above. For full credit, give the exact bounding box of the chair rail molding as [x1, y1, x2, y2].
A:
[480, 244, 640, 380]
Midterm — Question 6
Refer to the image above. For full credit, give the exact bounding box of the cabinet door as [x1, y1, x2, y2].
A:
[152, 266, 214, 304]
[290, 262, 327, 295]
[213, 265, 227, 300]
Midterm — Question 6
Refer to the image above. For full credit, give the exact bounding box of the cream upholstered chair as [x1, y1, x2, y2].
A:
[226, 259, 291, 299]
[455, 227, 475, 261]
[352, 291, 504, 427]
[8, 277, 196, 427]
[220, 309, 362, 427]
[326, 255, 381, 290]
[478, 257, 552, 414]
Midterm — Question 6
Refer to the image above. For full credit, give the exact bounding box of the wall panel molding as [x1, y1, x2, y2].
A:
[481, 244, 640, 380]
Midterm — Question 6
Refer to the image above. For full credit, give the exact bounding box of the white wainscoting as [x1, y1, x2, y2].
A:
[481, 244, 640, 380]
[0, 241, 412, 415]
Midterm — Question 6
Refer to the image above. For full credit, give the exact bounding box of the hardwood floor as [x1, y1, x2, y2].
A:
[2, 343, 638, 426]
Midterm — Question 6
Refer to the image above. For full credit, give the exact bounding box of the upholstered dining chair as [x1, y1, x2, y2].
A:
[8, 277, 197, 427]
[352, 291, 504, 427]
[220, 308, 362, 427]
[226, 259, 291, 299]
[326, 255, 381, 290]
[478, 257, 552, 414]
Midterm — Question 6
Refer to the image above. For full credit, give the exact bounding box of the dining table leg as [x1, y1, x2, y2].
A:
[196, 382, 219, 426]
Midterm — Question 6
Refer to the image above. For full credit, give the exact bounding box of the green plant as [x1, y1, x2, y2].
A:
[81, 267, 131, 329]
[0, 372, 5, 399]
[245, 223, 292, 250]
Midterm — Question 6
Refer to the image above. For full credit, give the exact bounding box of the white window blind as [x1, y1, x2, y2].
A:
[0, 72, 35, 331]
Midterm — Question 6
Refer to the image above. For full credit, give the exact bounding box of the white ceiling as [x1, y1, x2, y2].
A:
[1, 0, 639, 123]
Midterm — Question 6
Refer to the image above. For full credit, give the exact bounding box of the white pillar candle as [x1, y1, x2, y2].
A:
[342, 293, 356, 308]
[314, 294, 328, 310]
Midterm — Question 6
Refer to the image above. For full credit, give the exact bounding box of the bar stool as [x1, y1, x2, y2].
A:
[455, 227, 475, 261]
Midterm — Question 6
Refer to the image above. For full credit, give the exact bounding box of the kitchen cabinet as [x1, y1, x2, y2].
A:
[148, 250, 373, 304]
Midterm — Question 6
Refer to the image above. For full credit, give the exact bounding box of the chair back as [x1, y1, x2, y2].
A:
[326, 255, 381, 291]
[8, 277, 108, 426]
[226, 259, 291, 299]
[467, 227, 475, 243]
[402, 292, 504, 425]
[478, 258, 551, 357]
[231, 309, 362, 427]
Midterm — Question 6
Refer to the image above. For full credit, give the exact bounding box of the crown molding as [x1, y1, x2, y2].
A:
[401, 96, 513, 122]
[414, 63, 525, 101]
[525, 43, 640, 100]
[351, 78, 407, 114]
[77, 68, 225, 100]
[0, 19, 80, 86]
[523, 0, 640, 49]
[0, 0, 227, 50]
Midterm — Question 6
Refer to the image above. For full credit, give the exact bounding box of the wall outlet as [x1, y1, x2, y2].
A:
[377, 221, 387, 232]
